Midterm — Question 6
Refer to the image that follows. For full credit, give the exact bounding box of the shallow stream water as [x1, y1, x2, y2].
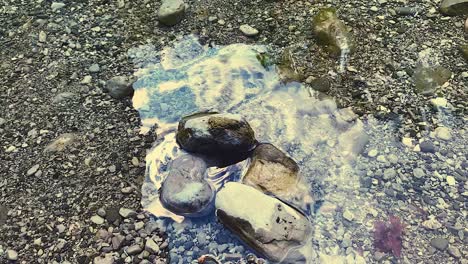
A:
[129, 36, 466, 263]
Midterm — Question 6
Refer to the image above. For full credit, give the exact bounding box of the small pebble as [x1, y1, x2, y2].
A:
[91, 215, 105, 225]
[88, 64, 100, 73]
[126, 244, 143, 255]
[239, 24, 259, 37]
[51, 2, 66, 11]
[446, 176, 456, 186]
[119, 207, 136, 218]
[39, 31, 47, 43]
[7, 249, 18, 261]
[435, 127, 452, 141]
[430, 237, 449, 251]
[121, 187, 133, 194]
[27, 164, 40, 176]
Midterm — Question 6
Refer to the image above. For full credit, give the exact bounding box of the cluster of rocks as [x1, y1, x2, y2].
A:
[158, 112, 312, 262]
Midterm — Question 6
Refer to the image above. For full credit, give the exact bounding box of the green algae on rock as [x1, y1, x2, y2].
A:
[413, 65, 452, 95]
[440, 0, 468, 16]
[313, 8, 354, 57]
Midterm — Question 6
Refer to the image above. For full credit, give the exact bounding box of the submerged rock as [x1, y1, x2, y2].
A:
[176, 112, 256, 164]
[313, 8, 354, 56]
[158, 0, 186, 26]
[440, 0, 468, 16]
[277, 48, 305, 83]
[215, 182, 311, 262]
[242, 143, 308, 205]
[160, 154, 215, 216]
[413, 65, 451, 94]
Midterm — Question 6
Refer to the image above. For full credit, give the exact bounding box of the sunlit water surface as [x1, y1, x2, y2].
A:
[128, 36, 466, 263]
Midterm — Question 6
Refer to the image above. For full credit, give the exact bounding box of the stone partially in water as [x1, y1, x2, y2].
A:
[160, 154, 215, 217]
[176, 112, 256, 164]
[242, 143, 308, 205]
[215, 182, 311, 262]
[106, 76, 134, 99]
[440, 0, 468, 16]
[313, 8, 354, 56]
[413, 65, 451, 94]
[158, 0, 186, 26]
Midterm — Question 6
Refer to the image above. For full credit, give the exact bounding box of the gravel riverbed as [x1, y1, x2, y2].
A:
[0, 0, 466, 263]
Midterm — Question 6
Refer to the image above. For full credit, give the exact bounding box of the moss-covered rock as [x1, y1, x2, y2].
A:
[176, 112, 256, 165]
[313, 8, 354, 56]
[440, 0, 468, 16]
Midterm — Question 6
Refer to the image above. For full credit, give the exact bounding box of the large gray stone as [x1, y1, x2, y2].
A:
[176, 112, 256, 165]
[106, 76, 134, 99]
[440, 0, 468, 16]
[158, 0, 186, 26]
[160, 154, 215, 217]
[215, 182, 311, 262]
[242, 143, 309, 207]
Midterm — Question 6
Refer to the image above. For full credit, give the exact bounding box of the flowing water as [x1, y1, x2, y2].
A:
[129, 36, 467, 263]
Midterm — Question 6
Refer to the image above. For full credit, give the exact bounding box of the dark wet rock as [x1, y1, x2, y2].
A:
[176, 112, 256, 164]
[105, 76, 134, 99]
[440, 0, 468, 16]
[158, 0, 186, 26]
[309, 77, 331, 93]
[413, 65, 451, 94]
[313, 8, 354, 56]
[215, 182, 311, 263]
[160, 154, 215, 216]
[105, 207, 122, 224]
[430, 237, 449, 251]
[459, 44, 468, 62]
[420, 141, 436, 153]
[242, 144, 308, 205]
